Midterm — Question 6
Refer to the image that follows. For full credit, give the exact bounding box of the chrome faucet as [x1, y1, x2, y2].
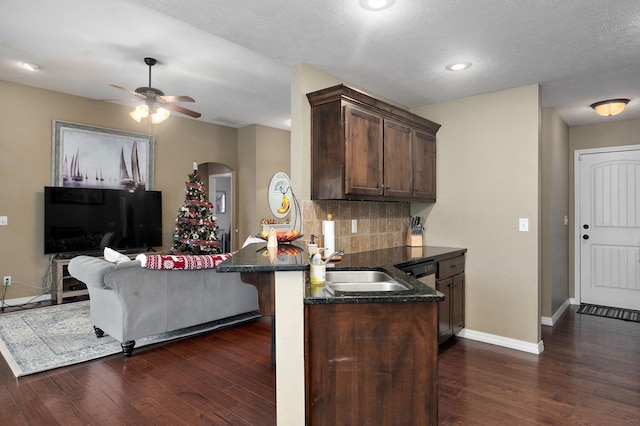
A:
[323, 249, 345, 264]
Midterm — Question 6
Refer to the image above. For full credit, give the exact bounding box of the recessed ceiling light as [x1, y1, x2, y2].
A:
[21, 62, 42, 71]
[445, 62, 472, 71]
[359, 0, 396, 11]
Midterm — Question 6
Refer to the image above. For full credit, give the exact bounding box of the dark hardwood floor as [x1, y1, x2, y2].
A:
[438, 307, 640, 425]
[0, 305, 638, 425]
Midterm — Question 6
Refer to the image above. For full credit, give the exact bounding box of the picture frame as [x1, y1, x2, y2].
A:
[51, 120, 155, 190]
[215, 190, 226, 214]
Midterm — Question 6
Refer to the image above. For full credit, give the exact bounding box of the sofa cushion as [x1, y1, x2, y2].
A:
[104, 247, 131, 263]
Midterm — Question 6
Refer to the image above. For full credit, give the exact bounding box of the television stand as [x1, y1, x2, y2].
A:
[51, 253, 138, 304]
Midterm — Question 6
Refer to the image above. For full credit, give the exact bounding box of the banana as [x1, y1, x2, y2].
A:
[277, 195, 290, 214]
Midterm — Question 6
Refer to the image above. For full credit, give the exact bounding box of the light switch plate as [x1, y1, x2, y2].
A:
[519, 218, 529, 232]
[0, 216, 7, 226]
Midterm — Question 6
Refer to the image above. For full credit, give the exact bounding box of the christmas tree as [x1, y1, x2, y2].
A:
[171, 167, 222, 255]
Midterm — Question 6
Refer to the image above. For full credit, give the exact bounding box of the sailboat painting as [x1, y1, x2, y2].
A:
[52, 121, 155, 190]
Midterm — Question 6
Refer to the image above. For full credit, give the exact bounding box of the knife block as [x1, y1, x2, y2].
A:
[405, 227, 423, 247]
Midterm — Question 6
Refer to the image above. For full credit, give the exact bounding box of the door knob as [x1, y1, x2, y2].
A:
[583, 235, 589, 240]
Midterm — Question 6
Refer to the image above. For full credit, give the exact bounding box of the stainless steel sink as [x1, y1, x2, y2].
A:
[325, 270, 410, 293]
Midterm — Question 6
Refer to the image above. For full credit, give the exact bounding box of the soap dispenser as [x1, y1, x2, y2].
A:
[309, 250, 326, 289]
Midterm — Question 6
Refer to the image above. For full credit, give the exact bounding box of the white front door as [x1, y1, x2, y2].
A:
[578, 147, 640, 310]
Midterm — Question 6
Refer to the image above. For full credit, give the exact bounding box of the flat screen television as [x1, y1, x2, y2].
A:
[44, 186, 163, 256]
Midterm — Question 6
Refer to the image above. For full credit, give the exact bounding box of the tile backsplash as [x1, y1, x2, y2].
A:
[302, 200, 410, 253]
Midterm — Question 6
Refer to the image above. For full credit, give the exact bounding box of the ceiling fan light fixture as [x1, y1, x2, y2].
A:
[590, 99, 630, 117]
[150, 107, 170, 124]
[129, 104, 149, 122]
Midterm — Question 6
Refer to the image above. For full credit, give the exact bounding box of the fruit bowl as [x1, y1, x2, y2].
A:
[257, 229, 303, 243]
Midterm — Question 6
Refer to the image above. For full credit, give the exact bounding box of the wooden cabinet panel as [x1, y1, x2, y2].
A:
[452, 273, 465, 334]
[436, 255, 466, 344]
[436, 277, 453, 343]
[413, 130, 436, 202]
[383, 119, 413, 198]
[437, 255, 465, 280]
[344, 104, 383, 197]
[305, 302, 438, 425]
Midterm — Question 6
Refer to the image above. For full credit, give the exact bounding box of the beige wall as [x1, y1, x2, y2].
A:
[411, 85, 542, 345]
[237, 125, 291, 243]
[0, 80, 289, 301]
[568, 118, 640, 298]
[541, 108, 570, 317]
[237, 126, 258, 244]
[256, 125, 292, 224]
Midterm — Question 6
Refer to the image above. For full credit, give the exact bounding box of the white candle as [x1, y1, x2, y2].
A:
[193, 162, 198, 171]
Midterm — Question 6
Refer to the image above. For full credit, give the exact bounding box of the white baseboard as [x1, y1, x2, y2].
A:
[569, 298, 580, 305]
[456, 328, 544, 355]
[540, 298, 572, 326]
[1, 294, 52, 309]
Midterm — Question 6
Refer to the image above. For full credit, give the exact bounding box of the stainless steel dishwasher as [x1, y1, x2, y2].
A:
[399, 259, 436, 288]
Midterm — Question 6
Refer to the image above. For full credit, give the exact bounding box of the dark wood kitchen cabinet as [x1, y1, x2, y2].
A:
[436, 254, 465, 344]
[305, 301, 438, 425]
[307, 84, 441, 202]
[413, 130, 437, 201]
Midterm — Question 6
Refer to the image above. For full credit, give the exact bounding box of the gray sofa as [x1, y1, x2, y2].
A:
[67, 256, 259, 356]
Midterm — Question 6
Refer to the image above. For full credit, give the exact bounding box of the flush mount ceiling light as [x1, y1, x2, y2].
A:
[590, 99, 630, 117]
[21, 62, 41, 71]
[445, 62, 472, 71]
[359, 0, 396, 11]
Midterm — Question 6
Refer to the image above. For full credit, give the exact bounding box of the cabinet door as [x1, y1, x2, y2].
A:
[413, 130, 436, 202]
[436, 277, 453, 343]
[383, 119, 413, 199]
[451, 273, 465, 335]
[344, 104, 383, 197]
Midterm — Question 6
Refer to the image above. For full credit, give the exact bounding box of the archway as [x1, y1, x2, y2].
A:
[198, 162, 234, 252]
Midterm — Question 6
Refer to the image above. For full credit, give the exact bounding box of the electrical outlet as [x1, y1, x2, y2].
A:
[351, 219, 358, 233]
[3, 276, 10, 286]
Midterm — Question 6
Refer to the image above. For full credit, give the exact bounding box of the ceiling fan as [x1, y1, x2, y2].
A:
[110, 57, 201, 123]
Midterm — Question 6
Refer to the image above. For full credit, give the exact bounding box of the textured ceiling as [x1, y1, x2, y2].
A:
[1, 0, 640, 129]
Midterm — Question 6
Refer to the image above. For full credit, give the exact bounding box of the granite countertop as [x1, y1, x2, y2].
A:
[217, 242, 467, 305]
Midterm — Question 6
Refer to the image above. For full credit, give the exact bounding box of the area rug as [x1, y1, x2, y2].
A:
[0, 301, 260, 377]
[577, 303, 640, 323]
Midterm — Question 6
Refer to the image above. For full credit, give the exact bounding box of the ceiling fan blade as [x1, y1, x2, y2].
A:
[110, 84, 147, 100]
[160, 95, 195, 103]
[166, 103, 202, 118]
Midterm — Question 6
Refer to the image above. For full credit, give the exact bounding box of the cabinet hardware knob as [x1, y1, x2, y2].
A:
[583, 224, 589, 229]
[583, 235, 589, 240]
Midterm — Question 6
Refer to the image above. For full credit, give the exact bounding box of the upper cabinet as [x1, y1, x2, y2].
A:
[307, 85, 441, 202]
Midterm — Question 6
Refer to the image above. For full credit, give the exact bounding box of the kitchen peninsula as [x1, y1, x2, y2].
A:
[218, 243, 466, 425]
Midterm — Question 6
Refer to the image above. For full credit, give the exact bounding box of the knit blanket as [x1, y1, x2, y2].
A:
[135, 253, 234, 270]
